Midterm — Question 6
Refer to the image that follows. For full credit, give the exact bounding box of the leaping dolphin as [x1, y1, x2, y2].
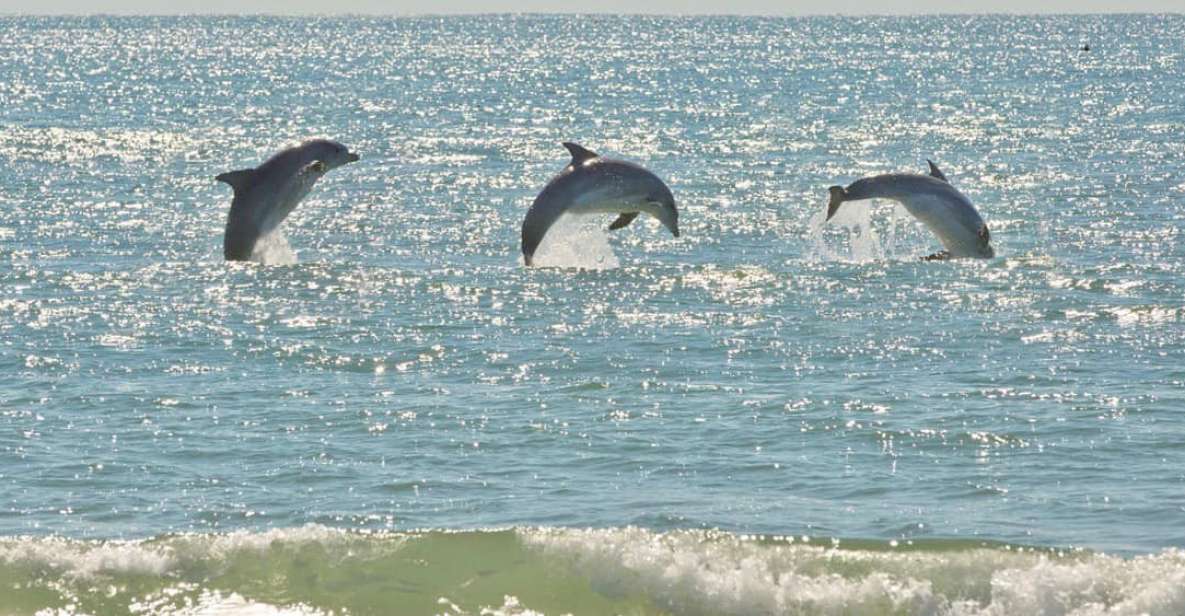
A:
[520, 142, 679, 267]
[217, 139, 360, 261]
[826, 161, 994, 260]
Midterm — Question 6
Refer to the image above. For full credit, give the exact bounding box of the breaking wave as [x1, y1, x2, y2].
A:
[3, 526, 1183, 615]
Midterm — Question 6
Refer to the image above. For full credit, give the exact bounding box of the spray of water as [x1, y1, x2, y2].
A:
[251, 230, 298, 266]
[528, 213, 620, 270]
[806, 200, 928, 263]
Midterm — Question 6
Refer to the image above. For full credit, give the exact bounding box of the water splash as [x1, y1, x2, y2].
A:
[806, 200, 928, 262]
[251, 230, 298, 266]
[528, 213, 620, 270]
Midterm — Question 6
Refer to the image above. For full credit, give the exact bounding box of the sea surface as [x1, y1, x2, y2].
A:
[1, 14, 1185, 616]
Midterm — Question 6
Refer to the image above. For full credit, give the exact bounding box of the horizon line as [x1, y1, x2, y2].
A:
[1, 10, 1183, 17]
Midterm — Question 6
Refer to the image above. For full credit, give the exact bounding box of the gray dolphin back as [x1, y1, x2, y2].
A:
[828, 174, 954, 221]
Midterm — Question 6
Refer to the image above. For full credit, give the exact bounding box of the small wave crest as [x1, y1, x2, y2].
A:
[523, 527, 1185, 615]
[528, 213, 620, 270]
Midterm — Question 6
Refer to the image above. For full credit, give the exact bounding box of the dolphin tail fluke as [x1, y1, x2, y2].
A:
[826, 186, 847, 221]
[216, 168, 255, 195]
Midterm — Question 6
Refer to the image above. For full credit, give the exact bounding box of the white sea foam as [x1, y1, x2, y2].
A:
[528, 213, 620, 270]
[520, 527, 1185, 616]
[127, 588, 329, 616]
[437, 595, 563, 616]
[0, 525, 356, 582]
[0, 535, 176, 579]
[173, 524, 361, 562]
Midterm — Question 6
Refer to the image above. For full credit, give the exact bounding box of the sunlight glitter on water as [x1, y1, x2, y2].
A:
[0, 14, 1183, 577]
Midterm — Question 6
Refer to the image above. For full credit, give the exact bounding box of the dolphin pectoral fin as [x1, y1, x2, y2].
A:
[977, 223, 994, 257]
[926, 160, 949, 183]
[216, 168, 255, 195]
[921, 251, 951, 261]
[608, 212, 639, 231]
[562, 142, 599, 166]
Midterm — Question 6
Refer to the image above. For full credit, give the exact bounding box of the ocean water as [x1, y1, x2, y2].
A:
[2, 13, 1185, 615]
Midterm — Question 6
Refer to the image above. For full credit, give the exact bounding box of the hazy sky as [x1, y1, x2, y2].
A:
[2, 0, 1182, 15]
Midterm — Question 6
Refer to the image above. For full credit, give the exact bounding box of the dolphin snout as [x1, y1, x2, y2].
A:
[664, 208, 680, 238]
[662, 217, 680, 238]
[346, 152, 360, 163]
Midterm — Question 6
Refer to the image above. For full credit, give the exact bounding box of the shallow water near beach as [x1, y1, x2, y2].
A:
[2, 14, 1185, 615]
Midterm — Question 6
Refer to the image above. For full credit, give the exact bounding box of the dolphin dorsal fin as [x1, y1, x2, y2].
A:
[216, 168, 256, 194]
[926, 160, 949, 183]
[562, 142, 599, 166]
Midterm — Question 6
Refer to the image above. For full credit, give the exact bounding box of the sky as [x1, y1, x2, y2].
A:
[1, 0, 1182, 15]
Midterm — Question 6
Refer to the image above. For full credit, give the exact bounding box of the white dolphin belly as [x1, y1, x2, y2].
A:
[896, 194, 984, 257]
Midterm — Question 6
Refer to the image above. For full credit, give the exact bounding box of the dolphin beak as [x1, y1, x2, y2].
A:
[347, 152, 360, 163]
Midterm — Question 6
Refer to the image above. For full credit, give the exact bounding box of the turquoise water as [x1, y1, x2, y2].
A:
[2, 14, 1185, 615]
